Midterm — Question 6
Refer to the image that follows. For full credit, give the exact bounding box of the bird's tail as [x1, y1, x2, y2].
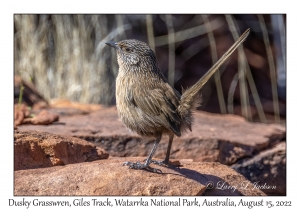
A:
[177, 28, 250, 132]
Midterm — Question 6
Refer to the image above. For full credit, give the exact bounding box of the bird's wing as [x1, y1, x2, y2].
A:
[131, 82, 182, 136]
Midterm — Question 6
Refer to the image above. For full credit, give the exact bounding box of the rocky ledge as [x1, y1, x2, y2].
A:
[14, 130, 108, 170]
[15, 157, 265, 196]
[18, 107, 285, 165]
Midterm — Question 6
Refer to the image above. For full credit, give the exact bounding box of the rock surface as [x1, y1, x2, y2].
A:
[14, 157, 265, 196]
[49, 99, 103, 113]
[15, 104, 59, 126]
[14, 104, 31, 126]
[23, 109, 59, 125]
[18, 107, 286, 165]
[232, 142, 286, 195]
[14, 130, 108, 170]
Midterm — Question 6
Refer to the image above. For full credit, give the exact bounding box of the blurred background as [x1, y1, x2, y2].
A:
[14, 14, 286, 124]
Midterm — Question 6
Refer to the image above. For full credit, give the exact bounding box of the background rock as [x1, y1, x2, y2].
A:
[14, 157, 265, 196]
[18, 107, 285, 165]
[22, 110, 59, 125]
[231, 142, 286, 195]
[14, 104, 31, 126]
[14, 130, 108, 170]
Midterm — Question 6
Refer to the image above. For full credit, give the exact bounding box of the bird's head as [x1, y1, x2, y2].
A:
[106, 39, 156, 67]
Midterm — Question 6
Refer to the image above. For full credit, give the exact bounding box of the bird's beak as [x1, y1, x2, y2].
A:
[105, 42, 119, 49]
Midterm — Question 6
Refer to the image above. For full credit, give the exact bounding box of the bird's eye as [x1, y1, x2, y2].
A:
[125, 48, 132, 53]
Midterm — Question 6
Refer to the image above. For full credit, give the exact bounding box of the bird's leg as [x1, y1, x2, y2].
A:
[123, 135, 162, 173]
[164, 133, 174, 164]
[150, 134, 179, 168]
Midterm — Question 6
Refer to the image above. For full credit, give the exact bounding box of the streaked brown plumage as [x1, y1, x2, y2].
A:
[106, 28, 250, 173]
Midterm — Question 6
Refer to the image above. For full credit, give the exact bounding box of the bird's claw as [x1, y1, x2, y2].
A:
[123, 161, 144, 169]
[123, 161, 162, 174]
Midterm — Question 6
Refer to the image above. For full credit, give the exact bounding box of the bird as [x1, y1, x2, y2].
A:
[106, 28, 250, 173]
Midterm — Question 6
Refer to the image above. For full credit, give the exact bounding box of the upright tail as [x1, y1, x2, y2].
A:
[177, 28, 250, 131]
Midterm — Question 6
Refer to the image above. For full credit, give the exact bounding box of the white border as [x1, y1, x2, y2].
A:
[1, 0, 298, 209]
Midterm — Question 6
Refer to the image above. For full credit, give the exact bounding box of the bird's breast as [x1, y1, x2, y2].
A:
[115, 70, 166, 137]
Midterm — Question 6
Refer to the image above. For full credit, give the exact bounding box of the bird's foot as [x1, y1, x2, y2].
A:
[123, 161, 162, 174]
[149, 159, 182, 169]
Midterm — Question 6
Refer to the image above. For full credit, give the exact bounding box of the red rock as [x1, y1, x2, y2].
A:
[14, 104, 30, 126]
[14, 157, 265, 196]
[49, 99, 102, 112]
[14, 130, 108, 170]
[14, 106, 59, 126]
[18, 107, 286, 165]
[22, 109, 59, 125]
